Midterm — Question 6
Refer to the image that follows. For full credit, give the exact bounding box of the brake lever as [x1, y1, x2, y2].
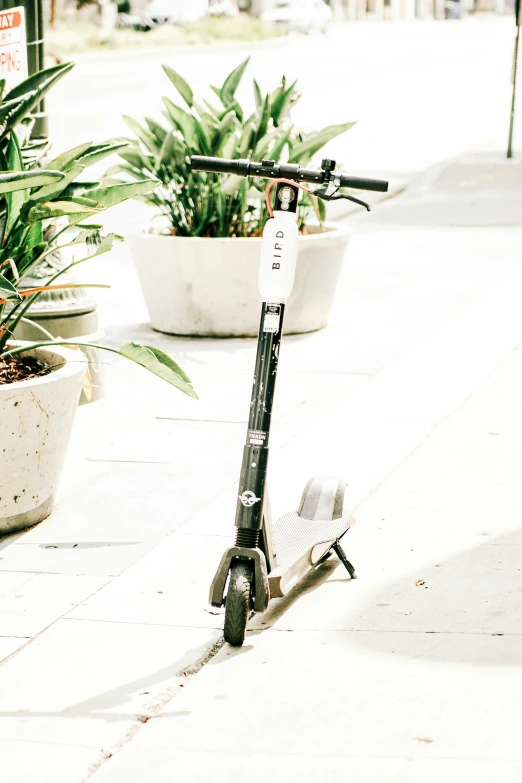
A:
[312, 171, 371, 212]
[313, 188, 371, 212]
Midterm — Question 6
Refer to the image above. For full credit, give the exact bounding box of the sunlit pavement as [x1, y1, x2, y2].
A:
[0, 17, 521, 783]
[49, 17, 518, 179]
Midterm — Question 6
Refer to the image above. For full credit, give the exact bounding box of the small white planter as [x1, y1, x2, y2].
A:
[0, 345, 86, 535]
[129, 222, 351, 337]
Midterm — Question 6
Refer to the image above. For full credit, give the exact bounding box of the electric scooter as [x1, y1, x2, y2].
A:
[191, 154, 389, 646]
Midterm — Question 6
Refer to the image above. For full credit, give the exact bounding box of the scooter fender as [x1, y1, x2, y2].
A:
[209, 546, 269, 613]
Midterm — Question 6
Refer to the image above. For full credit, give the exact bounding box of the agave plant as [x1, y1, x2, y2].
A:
[0, 131, 197, 398]
[112, 58, 355, 238]
[0, 62, 76, 200]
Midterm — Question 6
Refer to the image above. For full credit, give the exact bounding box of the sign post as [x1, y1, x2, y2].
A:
[507, 0, 521, 158]
[0, 0, 47, 138]
[0, 6, 28, 93]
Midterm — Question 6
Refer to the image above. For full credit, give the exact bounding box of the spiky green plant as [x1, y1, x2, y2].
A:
[112, 58, 355, 237]
[0, 63, 196, 397]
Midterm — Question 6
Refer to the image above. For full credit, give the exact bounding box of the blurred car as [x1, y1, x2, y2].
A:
[261, 0, 332, 34]
[119, 0, 208, 30]
[208, 0, 239, 15]
[444, 0, 464, 17]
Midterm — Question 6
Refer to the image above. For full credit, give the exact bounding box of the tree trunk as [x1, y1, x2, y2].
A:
[49, 0, 58, 26]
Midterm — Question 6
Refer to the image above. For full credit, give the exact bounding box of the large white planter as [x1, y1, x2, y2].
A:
[129, 222, 351, 337]
[0, 345, 86, 535]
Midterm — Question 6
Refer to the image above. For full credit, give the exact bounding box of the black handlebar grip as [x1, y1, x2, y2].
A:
[190, 155, 249, 176]
[340, 174, 389, 192]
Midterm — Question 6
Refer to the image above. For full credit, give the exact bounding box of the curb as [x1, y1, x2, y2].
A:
[46, 29, 290, 65]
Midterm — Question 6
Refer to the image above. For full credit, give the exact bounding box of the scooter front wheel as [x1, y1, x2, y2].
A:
[224, 561, 253, 647]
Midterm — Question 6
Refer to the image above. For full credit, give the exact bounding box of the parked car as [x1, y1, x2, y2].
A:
[444, 0, 465, 17]
[208, 0, 239, 15]
[261, 0, 332, 33]
[119, 0, 208, 30]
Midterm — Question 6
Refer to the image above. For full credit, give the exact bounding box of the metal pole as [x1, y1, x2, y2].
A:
[507, 9, 520, 158]
[32, 0, 48, 138]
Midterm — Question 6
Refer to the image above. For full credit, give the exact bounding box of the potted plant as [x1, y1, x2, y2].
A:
[0, 61, 119, 403]
[0, 128, 197, 535]
[114, 58, 355, 337]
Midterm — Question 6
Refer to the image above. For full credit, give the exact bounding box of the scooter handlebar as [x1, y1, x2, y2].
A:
[338, 174, 389, 193]
[190, 156, 248, 176]
[190, 155, 389, 193]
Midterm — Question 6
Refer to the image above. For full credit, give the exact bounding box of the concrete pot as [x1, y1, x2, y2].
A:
[0, 344, 86, 535]
[13, 318, 105, 404]
[129, 222, 351, 337]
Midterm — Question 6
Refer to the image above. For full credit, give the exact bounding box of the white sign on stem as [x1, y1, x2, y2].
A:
[0, 7, 28, 95]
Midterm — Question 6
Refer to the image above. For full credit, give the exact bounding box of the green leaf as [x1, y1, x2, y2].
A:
[3, 62, 74, 102]
[31, 164, 85, 202]
[162, 64, 193, 107]
[270, 128, 292, 162]
[221, 132, 238, 161]
[237, 122, 255, 157]
[59, 227, 102, 248]
[78, 141, 129, 167]
[21, 200, 100, 224]
[77, 141, 129, 168]
[220, 58, 249, 107]
[162, 99, 198, 148]
[0, 63, 75, 141]
[212, 112, 237, 155]
[65, 212, 102, 228]
[289, 122, 356, 165]
[67, 223, 103, 231]
[123, 116, 161, 154]
[119, 343, 198, 399]
[145, 117, 168, 146]
[253, 128, 279, 162]
[219, 100, 243, 124]
[221, 173, 243, 197]
[14, 117, 35, 148]
[311, 194, 326, 224]
[253, 79, 263, 112]
[202, 99, 222, 119]
[83, 180, 156, 210]
[254, 95, 271, 147]
[70, 232, 123, 263]
[6, 133, 26, 233]
[158, 132, 184, 167]
[44, 142, 93, 172]
[192, 115, 211, 156]
[14, 241, 47, 278]
[0, 93, 33, 122]
[25, 221, 43, 251]
[119, 149, 155, 173]
[60, 181, 100, 199]
[271, 80, 297, 127]
[61, 195, 99, 208]
[194, 103, 218, 130]
[0, 272, 20, 299]
[0, 170, 64, 194]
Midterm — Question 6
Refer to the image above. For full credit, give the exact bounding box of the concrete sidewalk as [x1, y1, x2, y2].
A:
[1, 153, 521, 782]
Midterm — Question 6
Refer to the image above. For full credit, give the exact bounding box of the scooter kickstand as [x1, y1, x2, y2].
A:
[333, 542, 357, 579]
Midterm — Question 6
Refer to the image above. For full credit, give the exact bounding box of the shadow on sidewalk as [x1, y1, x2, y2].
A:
[0, 635, 222, 723]
[347, 526, 522, 667]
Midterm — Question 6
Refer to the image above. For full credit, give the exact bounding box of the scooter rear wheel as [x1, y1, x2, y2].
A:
[224, 561, 253, 647]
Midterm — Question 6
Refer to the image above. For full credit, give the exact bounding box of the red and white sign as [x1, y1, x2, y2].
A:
[0, 7, 28, 94]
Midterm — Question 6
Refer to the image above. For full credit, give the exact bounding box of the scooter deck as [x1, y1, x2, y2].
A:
[268, 511, 352, 598]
